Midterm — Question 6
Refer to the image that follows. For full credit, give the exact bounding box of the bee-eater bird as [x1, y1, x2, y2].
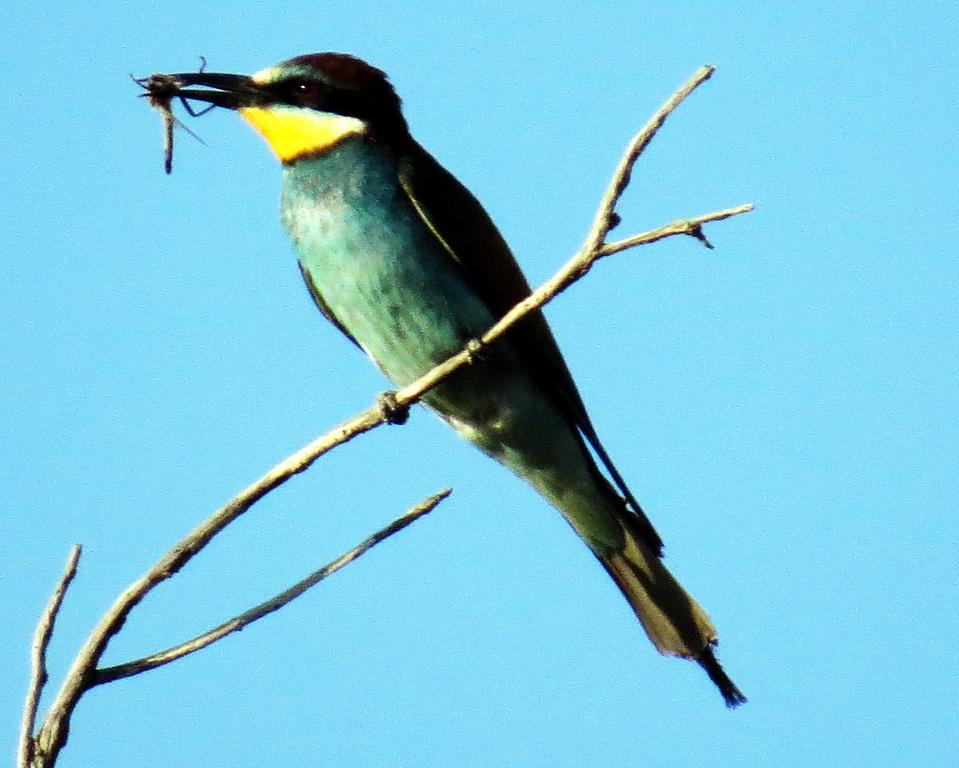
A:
[144, 53, 744, 706]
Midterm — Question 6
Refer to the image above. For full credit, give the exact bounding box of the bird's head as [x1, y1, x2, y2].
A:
[156, 53, 409, 163]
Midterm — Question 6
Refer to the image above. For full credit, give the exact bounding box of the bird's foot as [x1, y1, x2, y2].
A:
[463, 338, 485, 365]
[376, 390, 410, 425]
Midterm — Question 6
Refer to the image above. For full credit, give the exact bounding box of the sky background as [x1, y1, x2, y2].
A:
[3, 2, 956, 766]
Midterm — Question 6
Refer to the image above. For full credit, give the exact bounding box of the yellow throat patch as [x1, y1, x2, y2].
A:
[239, 105, 366, 162]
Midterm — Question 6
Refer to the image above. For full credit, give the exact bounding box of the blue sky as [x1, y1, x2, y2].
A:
[3, 2, 956, 766]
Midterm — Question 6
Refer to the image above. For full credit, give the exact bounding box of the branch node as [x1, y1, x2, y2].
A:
[376, 390, 410, 425]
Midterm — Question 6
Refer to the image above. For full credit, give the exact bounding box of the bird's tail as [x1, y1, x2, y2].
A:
[597, 510, 746, 707]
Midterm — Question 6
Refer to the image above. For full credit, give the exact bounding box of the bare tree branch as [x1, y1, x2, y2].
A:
[18, 545, 81, 768]
[601, 204, 754, 257]
[92, 489, 451, 684]
[582, 64, 716, 255]
[28, 65, 752, 768]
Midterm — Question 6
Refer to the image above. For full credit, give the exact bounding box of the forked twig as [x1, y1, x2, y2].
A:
[93, 489, 451, 684]
[582, 65, 717, 255]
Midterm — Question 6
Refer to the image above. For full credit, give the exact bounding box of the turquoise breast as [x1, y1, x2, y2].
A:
[281, 137, 496, 388]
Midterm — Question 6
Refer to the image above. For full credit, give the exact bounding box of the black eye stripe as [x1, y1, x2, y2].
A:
[269, 78, 327, 105]
[293, 81, 322, 101]
[267, 76, 397, 134]
[273, 78, 355, 115]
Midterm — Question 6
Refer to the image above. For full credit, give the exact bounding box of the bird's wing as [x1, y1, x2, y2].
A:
[398, 144, 664, 555]
[298, 261, 362, 350]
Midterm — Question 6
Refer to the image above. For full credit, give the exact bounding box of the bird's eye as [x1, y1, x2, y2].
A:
[288, 80, 324, 105]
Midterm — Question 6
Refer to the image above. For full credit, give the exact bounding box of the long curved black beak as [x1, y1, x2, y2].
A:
[136, 71, 269, 110]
